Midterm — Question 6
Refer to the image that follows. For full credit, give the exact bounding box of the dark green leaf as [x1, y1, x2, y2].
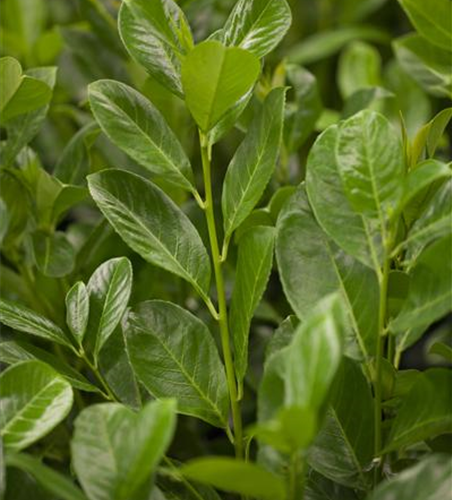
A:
[32, 231, 76, 278]
[125, 300, 229, 428]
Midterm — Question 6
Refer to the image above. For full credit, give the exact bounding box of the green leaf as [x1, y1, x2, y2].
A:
[338, 41, 382, 99]
[118, 0, 193, 97]
[391, 235, 452, 335]
[308, 358, 374, 490]
[398, 0, 452, 51]
[86, 257, 133, 358]
[285, 293, 346, 411]
[341, 86, 394, 119]
[0, 57, 52, 123]
[5, 453, 88, 500]
[124, 300, 229, 428]
[72, 399, 177, 500]
[222, 87, 285, 239]
[181, 40, 260, 132]
[0, 298, 72, 348]
[88, 170, 211, 298]
[305, 125, 383, 269]
[366, 454, 452, 500]
[221, 0, 292, 58]
[384, 369, 452, 452]
[88, 80, 195, 192]
[393, 34, 452, 99]
[32, 231, 76, 278]
[336, 110, 404, 217]
[180, 458, 286, 500]
[65, 282, 89, 346]
[429, 342, 452, 363]
[230, 226, 275, 389]
[276, 186, 379, 360]
[0, 198, 10, 246]
[0, 340, 99, 393]
[0, 360, 73, 451]
[284, 65, 322, 152]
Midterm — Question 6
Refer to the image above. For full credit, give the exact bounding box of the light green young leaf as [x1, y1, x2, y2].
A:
[88, 80, 195, 192]
[222, 87, 286, 239]
[86, 257, 133, 358]
[398, 0, 452, 51]
[276, 186, 379, 360]
[0, 298, 72, 348]
[180, 458, 286, 500]
[181, 40, 260, 132]
[384, 369, 452, 452]
[230, 226, 275, 389]
[221, 0, 292, 58]
[308, 358, 374, 490]
[124, 300, 229, 428]
[336, 109, 404, 217]
[366, 454, 452, 500]
[305, 125, 383, 270]
[5, 453, 88, 500]
[65, 281, 89, 346]
[0, 360, 73, 451]
[286, 293, 346, 411]
[88, 170, 211, 298]
[391, 235, 452, 335]
[72, 399, 177, 500]
[118, 0, 193, 97]
[338, 41, 382, 99]
[32, 231, 76, 278]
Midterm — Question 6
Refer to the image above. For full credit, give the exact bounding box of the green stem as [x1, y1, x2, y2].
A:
[199, 131, 243, 459]
[287, 452, 304, 500]
[79, 350, 119, 403]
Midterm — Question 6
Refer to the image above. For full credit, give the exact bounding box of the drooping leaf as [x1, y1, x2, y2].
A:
[0, 298, 72, 348]
[124, 301, 229, 429]
[222, 88, 285, 239]
[86, 257, 133, 358]
[0, 360, 73, 451]
[221, 0, 292, 58]
[308, 358, 374, 490]
[367, 454, 452, 500]
[398, 0, 452, 51]
[72, 399, 177, 500]
[118, 0, 193, 97]
[88, 80, 195, 192]
[65, 281, 89, 346]
[384, 369, 452, 452]
[5, 453, 88, 500]
[276, 186, 379, 360]
[180, 458, 286, 500]
[181, 40, 260, 132]
[230, 226, 275, 389]
[88, 170, 211, 299]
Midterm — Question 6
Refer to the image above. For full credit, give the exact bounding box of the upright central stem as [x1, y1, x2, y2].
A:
[199, 132, 243, 458]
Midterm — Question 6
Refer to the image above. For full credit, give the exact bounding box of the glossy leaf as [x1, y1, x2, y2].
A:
[180, 458, 285, 500]
[308, 358, 374, 490]
[72, 399, 177, 500]
[125, 300, 229, 428]
[384, 369, 452, 452]
[0, 298, 72, 348]
[367, 454, 452, 500]
[88, 80, 195, 192]
[0, 360, 73, 451]
[276, 186, 379, 359]
[118, 0, 193, 97]
[306, 125, 382, 269]
[65, 281, 89, 346]
[398, 0, 452, 51]
[86, 257, 133, 358]
[230, 226, 275, 388]
[222, 87, 285, 239]
[181, 40, 260, 132]
[336, 110, 404, 217]
[88, 170, 211, 298]
[5, 453, 88, 500]
[221, 0, 292, 58]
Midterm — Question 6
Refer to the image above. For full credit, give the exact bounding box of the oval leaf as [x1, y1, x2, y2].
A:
[65, 281, 89, 346]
